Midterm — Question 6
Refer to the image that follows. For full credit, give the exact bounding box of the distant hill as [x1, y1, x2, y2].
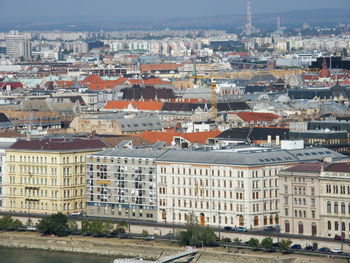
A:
[0, 8, 349, 32]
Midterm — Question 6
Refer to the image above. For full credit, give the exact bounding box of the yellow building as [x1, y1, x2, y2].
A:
[4, 137, 106, 215]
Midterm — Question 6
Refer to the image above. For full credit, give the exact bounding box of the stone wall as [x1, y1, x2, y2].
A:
[0, 233, 286, 263]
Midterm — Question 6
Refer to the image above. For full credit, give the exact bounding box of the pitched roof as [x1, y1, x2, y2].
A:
[230, 112, 280, 122]
[9, 137, 106, 151]
[137, 131, 221, 145]
[285, 162, 326, 173]
[325, 163, 350, 173]
[80, 75, 126, 90]
[104, 101, 164, 111]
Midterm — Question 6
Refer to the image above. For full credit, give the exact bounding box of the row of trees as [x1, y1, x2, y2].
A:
[0, 216, 23, 231]
[36, 213, 129, 237]
[233, 237, 292, 252]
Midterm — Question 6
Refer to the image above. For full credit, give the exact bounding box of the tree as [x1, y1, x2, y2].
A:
[247, 238, 260, 250]
[36, 54, 41, 61]
[233, 238, 242, 245]
[280, 240, 292, 252]
[178, 212, 217, 247]
[116, 220, 128, 234]
[68, 221, 79, 234]
[261, 237, 273, 252]
[37, 213, 69, 236]
[142, 230, 149, 237]
[0, 216, 23, 231]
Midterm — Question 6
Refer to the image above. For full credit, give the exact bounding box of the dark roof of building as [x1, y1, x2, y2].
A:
[284, 162, 350, 174]
[217, 127, 289, 141]
[245, 85, 267, 93]
[0, 113, 10, 123]
[288, 89, 332, 99]
[9, 137, 106, 151]
[325, 162, 350, 173]
[161, 101, 250, 112]
[122, 85, 175, 100]
[284, 162, 326, 173]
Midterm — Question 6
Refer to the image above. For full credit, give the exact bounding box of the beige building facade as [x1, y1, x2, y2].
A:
[4, 137, 105, 215]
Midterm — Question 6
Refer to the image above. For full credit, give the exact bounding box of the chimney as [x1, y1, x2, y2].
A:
[276, 135, 280, 145]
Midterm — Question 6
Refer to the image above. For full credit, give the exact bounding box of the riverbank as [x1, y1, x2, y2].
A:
[0, 232, 346, 263]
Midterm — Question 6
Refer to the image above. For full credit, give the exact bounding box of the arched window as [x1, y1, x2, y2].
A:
[270, 215, 274, 224]
[334, 202, 339, 213]
[327, 201, 332, 213]
[341, 202, 346, 214]
[328, 221, 332, 230]
[285, 220, 290, 233]
[342, 222, 346, 231]
[264, 216, 268, 225]
[275, 215, 279, 224]
[298, 222, 304, 234]
[335, 221, 339, 231]
[254, 216, 259, 226]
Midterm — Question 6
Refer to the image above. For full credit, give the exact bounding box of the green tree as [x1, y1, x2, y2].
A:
[178, 212, 217, 247]
[233, 238, 242, 245]
[261, 237, 273, 252]
[103, 220, 113, 234]
[36, 54, 41, 61]
[280, 240, 292, 252]
[142, 230, 149, 237]
[37, 213, 69, 236]
[115, 220, 128, 234]
[81, 219, 91, 234]
[89, 219, 105, 235]
[0, 216, 23, 231]
[247, 238, 260, 250]
[68, 221, 79, 234]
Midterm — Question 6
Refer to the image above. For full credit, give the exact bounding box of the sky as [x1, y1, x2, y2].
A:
[0, 0, 349, 18]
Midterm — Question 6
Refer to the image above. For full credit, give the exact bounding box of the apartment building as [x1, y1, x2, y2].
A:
[86, 148, 166, 221]
[279, 162, 350, 238]
[0, 138, 17, 210]
[278, 163, 323, 236]
[156, 147, 343, 229]
[4, 137, 106, 215]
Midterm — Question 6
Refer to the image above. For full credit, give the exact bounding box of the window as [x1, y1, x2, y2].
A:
[327, 201, 332, 213]
[285, 221, 290, 233]
[334, 202, 339, 213]
[328, 221, 332, 230]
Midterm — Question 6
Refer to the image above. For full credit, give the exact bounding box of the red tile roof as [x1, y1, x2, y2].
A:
[80, 75, 127, 90]
[104, 101, 164, 111]
[229, 112, 280, 122]
[9, 137, 106, 151]
[136, 131, 221, 145]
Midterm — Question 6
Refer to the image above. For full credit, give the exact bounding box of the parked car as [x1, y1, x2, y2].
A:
[222, 238, 232, 243]
[145, 235, 155, 240]
[291, 244, 302, 250]
[264, 226, 276, 232]
[273, 242, 281, 248]
[235, 227, 248, 232]
[319, 247, 331, 253]
[334, 235, 344, 241]
[304, 245, 314, 251]
[331, 248, 343, 254]
[223, 226, 233, 231]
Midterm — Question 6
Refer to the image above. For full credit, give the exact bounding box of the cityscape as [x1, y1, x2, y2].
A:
[0, 0, 350, 262]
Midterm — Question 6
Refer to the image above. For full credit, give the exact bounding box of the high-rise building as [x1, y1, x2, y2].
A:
[5, 30, 32, 59]
[243, 0, 259, 35]
[86, 148, 166, 221]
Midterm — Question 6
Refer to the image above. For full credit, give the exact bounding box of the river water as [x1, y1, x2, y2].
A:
[0, 248, 114, 263]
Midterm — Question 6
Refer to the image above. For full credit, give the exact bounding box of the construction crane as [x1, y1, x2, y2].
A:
[190, 74, 220, 120]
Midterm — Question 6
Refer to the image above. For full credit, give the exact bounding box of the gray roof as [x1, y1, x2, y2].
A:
[156, 147, 344, 166]
[91, 148, 167, 159]
[117, 116, 163, 133]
